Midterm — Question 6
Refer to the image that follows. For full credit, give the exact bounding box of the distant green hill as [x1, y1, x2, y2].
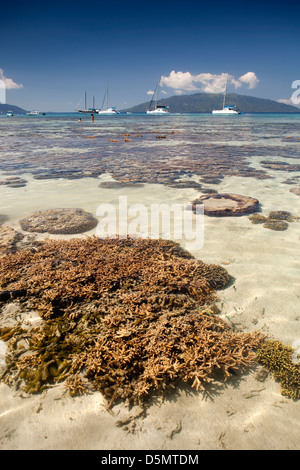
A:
[0, 103, 28, 115]
[122, 92, 300, 113]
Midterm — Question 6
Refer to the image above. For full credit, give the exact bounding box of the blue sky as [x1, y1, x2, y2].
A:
[1, 0, 299, 111]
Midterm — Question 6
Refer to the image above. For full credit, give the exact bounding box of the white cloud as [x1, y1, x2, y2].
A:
[277, 98, 300, 108]
[161, 89, 168, 95]
[238, 71, 259, 89]
[160, 71, 199, 92]
[160, 70, 260, 94]
[147, 89, 155, 95]
[0, 68, 23, 89]
[277, 98, 292, 105]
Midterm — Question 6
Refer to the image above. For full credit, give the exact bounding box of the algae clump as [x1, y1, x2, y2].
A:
[248, 214, 267, 224]
[256, 340, 300, 400]
[268, 211, 295, 222]
[263, 220, 288, 231]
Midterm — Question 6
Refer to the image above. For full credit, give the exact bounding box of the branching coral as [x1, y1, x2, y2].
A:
[0, 237, 264, 406]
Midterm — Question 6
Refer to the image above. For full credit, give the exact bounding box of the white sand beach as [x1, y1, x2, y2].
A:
[0, 168, 300, 450]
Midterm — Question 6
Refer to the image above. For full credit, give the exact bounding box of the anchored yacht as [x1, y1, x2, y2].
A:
[212, 74, 240, 115]
[147, 78, 169, 114]
[97, 85, 120, 115]
[212, 105, 240, 115]
[147, 105, 169, 115]
[97, 107, 119, 115]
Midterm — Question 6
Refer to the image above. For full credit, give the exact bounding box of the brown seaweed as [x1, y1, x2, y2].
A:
[257, 340, 300, 400]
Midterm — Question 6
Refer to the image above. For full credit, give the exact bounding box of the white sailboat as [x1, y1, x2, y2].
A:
[97, 85, 119, 115]
[212, 74, 240, 115]
[147, 78, 169, 115]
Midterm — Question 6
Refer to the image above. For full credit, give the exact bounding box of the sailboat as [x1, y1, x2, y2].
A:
[76, 92, 98, 114]
[97, 85, 119, 115]
[146, 78, 169, 115]
[212, 74, 240, 115]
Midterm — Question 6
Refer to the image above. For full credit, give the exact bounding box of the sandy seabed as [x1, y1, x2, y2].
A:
[0, 169, 300, 450]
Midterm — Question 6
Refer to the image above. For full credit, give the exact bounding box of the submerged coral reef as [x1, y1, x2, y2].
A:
[0, 237, 264, 406]
[260, 161, 300, 172]
[0, 122, 278, 186]
[0, 176, 27, 188]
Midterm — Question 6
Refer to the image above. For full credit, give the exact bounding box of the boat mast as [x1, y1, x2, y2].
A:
[151, 77, 160, 110]
[155, 77, 161, 109]
[223, 74, 228, 109]
[148, 77, 161, 111]
[85, 92, 87, 111]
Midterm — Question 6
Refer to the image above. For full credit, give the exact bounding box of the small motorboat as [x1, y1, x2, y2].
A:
[27, 111, 46, 116]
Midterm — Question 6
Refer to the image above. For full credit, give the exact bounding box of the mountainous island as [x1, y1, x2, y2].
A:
[122, 92, 300, 114]
[0, 103, 28, 114]
[1, 92, 299, 115]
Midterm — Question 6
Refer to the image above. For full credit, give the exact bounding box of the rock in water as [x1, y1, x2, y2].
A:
[19, 208, 98, 234]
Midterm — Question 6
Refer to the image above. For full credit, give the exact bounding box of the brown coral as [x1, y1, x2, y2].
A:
[0, 237, 264, 406]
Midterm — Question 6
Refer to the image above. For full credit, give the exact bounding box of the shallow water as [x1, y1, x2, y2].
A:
[1, 111, 299, 339]
[0, 113, 300, 450]
[0, 112, 299, 218]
